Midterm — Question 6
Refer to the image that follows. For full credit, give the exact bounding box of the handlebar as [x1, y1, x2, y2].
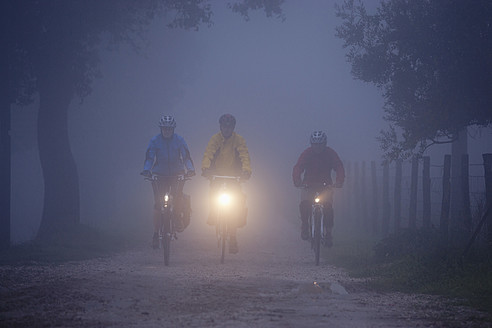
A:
[211, 175, 241, 181]
[143, 173, 191, 182]
[297, 182, 333, 190]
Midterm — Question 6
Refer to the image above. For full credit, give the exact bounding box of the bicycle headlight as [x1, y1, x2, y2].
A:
[163, 193, 171, 207]
[315, 197, 320, 203]
[218, 193, 232, 206]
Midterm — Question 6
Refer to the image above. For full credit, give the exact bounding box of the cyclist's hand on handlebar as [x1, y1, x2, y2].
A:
[140, 170, 151, 178]
[185, 170, 196, 178]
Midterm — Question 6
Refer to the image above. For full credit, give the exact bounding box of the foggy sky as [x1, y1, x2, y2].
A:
[10, 1, 492, 242]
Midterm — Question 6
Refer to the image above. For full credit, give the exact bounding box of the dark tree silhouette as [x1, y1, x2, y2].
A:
[335, 0, 492, 160]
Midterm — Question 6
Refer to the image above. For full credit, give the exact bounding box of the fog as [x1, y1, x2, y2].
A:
[10, 1, 491, 243]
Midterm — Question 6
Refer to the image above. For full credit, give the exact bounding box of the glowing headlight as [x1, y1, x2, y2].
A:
[315, 197, 320, 203]
[218, 193, 232, 206]
[163, 194, 171, 207]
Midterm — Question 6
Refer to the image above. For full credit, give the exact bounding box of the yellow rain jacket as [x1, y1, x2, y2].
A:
[202, 132, 251, 176]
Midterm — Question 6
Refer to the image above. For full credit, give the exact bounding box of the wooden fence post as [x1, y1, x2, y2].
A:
[361, 161, 368, 231]
[382, 161, 390, 237]
[483, 154, 492, 247]
[371, 161, 379, 235]
[422, 156, 431, 229]
[354, 162, 360, 230]
[344, 161, 352, 227]
[461, 154, 472, 234]
[440, 155, 451, 242]
[463, 154, 492, 255]
[409, 156, 419, 229]
[394, 160, 402, 233]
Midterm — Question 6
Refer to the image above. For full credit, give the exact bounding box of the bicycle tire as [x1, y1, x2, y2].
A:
[313, 208, 322, 266]
[220, 222, 226, 264]
[162, 212, 171, 266]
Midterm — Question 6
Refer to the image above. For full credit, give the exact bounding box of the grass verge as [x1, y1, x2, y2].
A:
[323, 229, 492, 314]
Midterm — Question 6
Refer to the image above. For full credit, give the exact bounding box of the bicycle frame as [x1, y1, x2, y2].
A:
[310, 191, 324, 266]
[211, 175, 241, 264]
[299, 183, 332, 265]
[311, 192, 325, 240]
[146, 174, 186, 266]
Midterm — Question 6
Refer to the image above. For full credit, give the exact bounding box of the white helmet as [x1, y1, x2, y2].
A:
[158, 115, 176, 128]
[310, 131, 327, 145]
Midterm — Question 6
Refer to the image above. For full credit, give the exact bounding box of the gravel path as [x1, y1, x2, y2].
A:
[1, 216, 490, 327]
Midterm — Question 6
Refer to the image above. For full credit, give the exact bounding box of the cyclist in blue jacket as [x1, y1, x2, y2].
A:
[141, 115, 195, 248]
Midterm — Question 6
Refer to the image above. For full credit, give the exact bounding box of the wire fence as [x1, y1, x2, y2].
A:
[335, 154, 491, 245]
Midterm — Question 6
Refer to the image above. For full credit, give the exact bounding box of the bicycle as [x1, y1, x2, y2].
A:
[210, 175, 243, 264]
[145, 173, 190, 266]
[300, 183, 333, 266]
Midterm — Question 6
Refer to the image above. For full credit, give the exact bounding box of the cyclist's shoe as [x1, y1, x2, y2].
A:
[301, 220, 309, 240]
[323, 231, 333, 248]
[229, 236, 239, 254]
[152, 232, 159, 249]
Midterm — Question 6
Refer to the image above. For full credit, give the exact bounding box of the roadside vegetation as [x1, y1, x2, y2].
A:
[324, 229, 492, 314]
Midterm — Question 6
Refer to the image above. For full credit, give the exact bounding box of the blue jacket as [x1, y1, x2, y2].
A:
[143, 133, 195, 176]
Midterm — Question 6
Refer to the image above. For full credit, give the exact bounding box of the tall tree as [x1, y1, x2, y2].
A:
[1, 1, 36, 249]
[335, 0, 492, 160]
[2, 0, 284, 243]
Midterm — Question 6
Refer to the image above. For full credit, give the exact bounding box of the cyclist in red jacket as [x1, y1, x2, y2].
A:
[292, 131, 345, 246]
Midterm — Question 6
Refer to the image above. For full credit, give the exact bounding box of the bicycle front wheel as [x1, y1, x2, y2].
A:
[162, 214, 171, 266]
[220, 222, 227, 264]
[313, 209, 322, 266]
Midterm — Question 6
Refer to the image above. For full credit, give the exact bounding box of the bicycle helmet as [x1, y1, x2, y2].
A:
[310, 131, 327, 145]
[158, 115, 176, 128]
[219, 114, 236, 127]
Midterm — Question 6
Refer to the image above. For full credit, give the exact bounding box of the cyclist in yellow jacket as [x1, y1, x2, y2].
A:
[201, 114, 251, 254]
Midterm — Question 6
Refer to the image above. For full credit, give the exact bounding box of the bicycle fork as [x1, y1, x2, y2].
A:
[160, 205, 177, 242]
[311, 206, 324, 235]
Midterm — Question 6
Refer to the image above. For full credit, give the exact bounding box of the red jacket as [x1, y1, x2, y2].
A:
[292, 146, 345, 187]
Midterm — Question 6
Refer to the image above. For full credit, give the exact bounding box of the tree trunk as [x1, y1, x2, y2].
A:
[0, 100, 11, 249]
[36, 70, 80, 240]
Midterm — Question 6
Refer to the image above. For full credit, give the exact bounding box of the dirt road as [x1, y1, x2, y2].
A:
[1, 216, 490, 327]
